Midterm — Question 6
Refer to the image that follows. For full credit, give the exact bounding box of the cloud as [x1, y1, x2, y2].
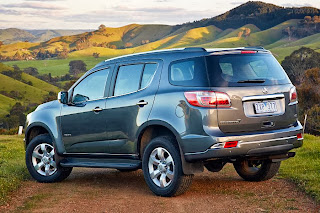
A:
[62, 6, 215, 26]
[230, 1, 245, 5]
[0, 8, 22, 15]
[24, 0, 64, 1]
[2, 2, 67, 10]
[281, 3, 313, 7]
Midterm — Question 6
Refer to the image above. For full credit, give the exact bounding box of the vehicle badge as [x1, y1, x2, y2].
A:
[262, 87, 268, 94]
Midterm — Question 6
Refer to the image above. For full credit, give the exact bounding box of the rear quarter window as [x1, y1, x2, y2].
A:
[169, 57, 209, 87]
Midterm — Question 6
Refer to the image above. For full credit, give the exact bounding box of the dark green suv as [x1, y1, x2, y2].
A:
[25, 47, 303, 196]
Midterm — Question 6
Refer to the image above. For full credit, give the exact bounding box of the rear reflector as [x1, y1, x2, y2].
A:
[224, 141, 238, 148]
[184, 91, 231, 108]
[297, 133, 303, 139]
[241, 50, 256, 54]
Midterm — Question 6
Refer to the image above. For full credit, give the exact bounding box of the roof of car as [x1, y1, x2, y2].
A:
[94, 47, 269, 68]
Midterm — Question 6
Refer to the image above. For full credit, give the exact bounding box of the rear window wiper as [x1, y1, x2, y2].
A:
[237, 79, 266, 83]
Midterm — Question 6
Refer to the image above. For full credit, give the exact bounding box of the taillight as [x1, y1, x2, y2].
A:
[297, 133, 303, 139]
[289, 87, 297, 103]
[184, 91, 231, 108]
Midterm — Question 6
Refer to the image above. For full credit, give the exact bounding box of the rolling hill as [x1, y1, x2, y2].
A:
[0, 62, 60, 117]
[0, 28, 91, 44]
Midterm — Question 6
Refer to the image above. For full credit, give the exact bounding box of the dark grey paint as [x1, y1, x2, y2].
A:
[25, 47, 303, 173]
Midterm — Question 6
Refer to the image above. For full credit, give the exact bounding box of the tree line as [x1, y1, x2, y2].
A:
[281, 47, 320, 135]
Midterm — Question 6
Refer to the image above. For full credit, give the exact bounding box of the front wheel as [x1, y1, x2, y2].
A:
[142, 136, 193, 197]
[233, 159, 281, 182]
[26, 134, 72, 183]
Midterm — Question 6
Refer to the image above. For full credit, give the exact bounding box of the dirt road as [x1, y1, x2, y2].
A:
[1, 165, 319, 213]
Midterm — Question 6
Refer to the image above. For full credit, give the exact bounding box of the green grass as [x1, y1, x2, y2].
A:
[0, 94, 16, 117]
[4, 57, 103, 76]
[21, 73, 60, 93]
[280, 134, 320, 201]
[0, 73, 47, 104]
[0, 135, 29, 205]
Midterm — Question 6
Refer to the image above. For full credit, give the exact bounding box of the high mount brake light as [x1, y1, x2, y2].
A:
[184, 91, 231, 108]
[241, 50, 257, 54]
[290, 87, 297, 103]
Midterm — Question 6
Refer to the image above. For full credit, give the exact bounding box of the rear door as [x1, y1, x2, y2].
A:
[206, 53, 298, 133]
[103, 59, 162, 154]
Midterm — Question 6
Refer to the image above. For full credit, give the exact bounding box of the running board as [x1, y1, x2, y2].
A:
[60, 157, 141, 169]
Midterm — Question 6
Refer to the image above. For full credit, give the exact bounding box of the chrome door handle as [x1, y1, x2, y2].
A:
[136, 101, 148, 106]
[93, 107, 103, 113]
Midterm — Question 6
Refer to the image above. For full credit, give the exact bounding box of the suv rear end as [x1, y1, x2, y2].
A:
[149, 47, 303, 187]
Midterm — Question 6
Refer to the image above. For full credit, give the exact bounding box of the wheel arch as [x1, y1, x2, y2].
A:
[25, 122, 56, 151]
[136, 120, 203, 174]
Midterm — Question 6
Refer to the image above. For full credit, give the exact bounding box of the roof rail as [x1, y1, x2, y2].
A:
[244, 46, 265, 50]
[184, 47, 207, 52]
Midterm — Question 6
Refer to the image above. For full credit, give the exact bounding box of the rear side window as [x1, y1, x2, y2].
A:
[114, 63, 158, 96]
[206, 54, 291, 86]
[141, 63, 157, 89]
[169, 57, 209, 87]
[114, 64, 144, 96]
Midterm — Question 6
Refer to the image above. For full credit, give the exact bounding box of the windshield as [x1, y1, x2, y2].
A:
[206, 53, 291, 87]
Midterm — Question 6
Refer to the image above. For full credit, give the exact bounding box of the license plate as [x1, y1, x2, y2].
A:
[254, 101, 277, 114]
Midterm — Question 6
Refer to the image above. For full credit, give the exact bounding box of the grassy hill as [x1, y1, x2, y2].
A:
[0, 94, 16, 117]
[0, 62, 60, 116]
[0, 73, 48, 103]
[0, 28, 35, 44]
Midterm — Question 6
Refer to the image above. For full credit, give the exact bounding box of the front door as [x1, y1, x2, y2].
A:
[60, 67, 111, 153]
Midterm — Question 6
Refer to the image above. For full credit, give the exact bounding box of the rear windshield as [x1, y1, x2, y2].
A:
[206, 53, 291, 87]
[169, 53, 291, 87]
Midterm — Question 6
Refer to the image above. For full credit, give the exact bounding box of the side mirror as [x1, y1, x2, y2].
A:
[58, 91, 68, 104]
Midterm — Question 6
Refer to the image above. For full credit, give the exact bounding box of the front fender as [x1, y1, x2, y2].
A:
[25, 103, 65, 155]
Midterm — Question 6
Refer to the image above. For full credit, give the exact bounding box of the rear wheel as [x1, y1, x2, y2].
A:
[142, 136, 193, 197]
[233, 159, 280, 181]
[26, 134, 72, 183]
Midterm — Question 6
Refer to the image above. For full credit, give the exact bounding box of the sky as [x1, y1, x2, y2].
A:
[0, 0, 320, 30]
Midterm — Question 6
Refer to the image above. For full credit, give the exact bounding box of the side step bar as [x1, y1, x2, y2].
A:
[60, 158, 141, 169]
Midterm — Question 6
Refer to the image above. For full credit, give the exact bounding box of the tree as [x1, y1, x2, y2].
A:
[109, 44, 117, 49]
[124, 42, 133, 48]
[93, 52, 100, 58]
[281, 47, 320, 85]
[13, 51, 22, 60]
[244, 28, 251, 37]
[69, 60, 87, 76]
[23, 67, 39, 76]
[99, 24, 106, 31]
[237, 31, 244, 38]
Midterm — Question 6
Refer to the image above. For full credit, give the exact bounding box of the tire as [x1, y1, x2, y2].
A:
[26, 134, 72, 183]
[142, 136, 193, 197]
[233, 159, 281, 182]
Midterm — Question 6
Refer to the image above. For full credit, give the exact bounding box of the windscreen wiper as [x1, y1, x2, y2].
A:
[237, 79, 266, 83]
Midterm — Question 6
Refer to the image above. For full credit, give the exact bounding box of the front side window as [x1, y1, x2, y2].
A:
[72, 68, 109, 103]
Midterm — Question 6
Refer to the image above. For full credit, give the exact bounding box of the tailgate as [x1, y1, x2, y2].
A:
[217, 85, 298, 133]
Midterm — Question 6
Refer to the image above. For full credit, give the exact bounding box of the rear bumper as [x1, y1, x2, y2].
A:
[184, 121, 303, 161]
